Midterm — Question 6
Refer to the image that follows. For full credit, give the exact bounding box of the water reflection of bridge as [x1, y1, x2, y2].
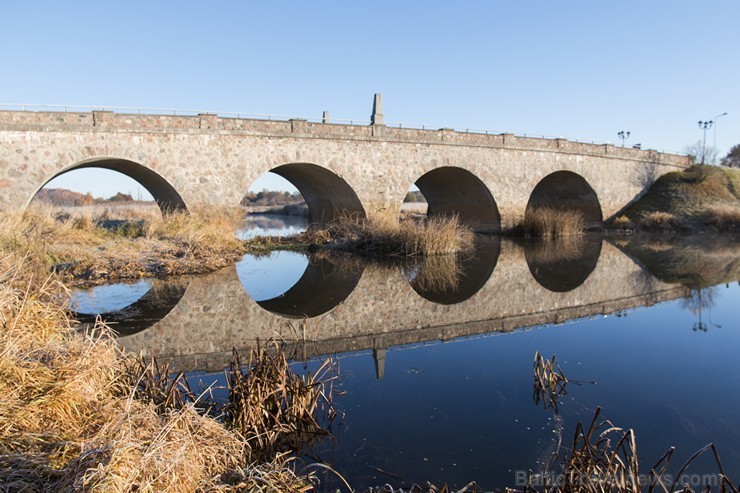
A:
[115, 239, 690, 373]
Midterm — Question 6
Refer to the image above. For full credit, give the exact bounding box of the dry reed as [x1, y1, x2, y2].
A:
[0, 254, 328, 491]
[524, 407, 740, 493]
[640, 211, 692, 233]
[523, 207, 585, 238]
[532, 351, 569, 413]
[0, 205, 249, 286]
[224, 346, 337, 463]
[320, 212, 475, 257]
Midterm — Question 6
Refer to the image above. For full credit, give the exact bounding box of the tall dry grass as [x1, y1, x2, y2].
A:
[0, 205, 249, 285]
[523, 207, 585, 238]
[639, 211, 692, 233]
[320, 212, 475, 257]
[225, 347, 336, 462]
[0, 254, 330, 491]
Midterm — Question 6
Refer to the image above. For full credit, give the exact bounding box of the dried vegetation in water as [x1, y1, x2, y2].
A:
[532, 351, 570, 413]
[522, 353, 739, 493]
[522, 207, 586, 238]
[304, 212, 475, 257]
[0, 253, 336, 491]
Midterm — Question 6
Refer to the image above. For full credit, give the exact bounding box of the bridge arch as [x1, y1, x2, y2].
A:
[413, 166, 500, 233]
[31, 157, 186, 212]
[525, 171, 602, 227]
[269, 162, 365, 226]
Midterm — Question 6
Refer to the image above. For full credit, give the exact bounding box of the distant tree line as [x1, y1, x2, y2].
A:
[34, 188, 144, 207]
[241, 190, 304, 207]
[404, 191, 427, 203]
[720, 145, 740, 168]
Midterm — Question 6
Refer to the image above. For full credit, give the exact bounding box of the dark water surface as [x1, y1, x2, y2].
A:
[71, 234, 740, 490]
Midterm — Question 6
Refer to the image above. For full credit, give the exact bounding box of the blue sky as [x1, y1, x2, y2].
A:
[2, 1, 738, 198]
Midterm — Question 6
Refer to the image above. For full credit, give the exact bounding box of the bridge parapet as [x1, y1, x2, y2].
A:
[0, 110, 692, 168]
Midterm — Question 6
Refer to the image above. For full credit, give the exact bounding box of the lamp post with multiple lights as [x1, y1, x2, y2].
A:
[698, 120, 713, 164]
[617, 130, 630, 147]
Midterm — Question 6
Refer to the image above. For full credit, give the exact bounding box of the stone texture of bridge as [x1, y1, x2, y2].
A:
[0, 106, 692, 230]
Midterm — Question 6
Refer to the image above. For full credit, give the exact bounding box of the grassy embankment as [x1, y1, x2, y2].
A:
[612, 164, 740, 233]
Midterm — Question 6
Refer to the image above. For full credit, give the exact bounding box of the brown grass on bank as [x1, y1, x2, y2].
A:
[639, 211, 692, 233]
[0, 254, 328, 492]
[523, 207, 585, 238]
[0, 204, 249, 286]
[313, 212, 475, 257]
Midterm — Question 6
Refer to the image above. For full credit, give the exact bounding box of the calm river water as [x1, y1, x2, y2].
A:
[71, 219, 740, 491]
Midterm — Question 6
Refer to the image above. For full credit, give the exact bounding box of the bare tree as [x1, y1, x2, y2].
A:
[684, 140, 719, 165]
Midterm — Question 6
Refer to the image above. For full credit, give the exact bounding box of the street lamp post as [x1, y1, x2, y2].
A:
[698, 120, 713, 164]
[713, 112, 728, 163]
[617, 130, 630, 147]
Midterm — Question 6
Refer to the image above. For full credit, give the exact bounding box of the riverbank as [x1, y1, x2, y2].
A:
[0, 252, 334, 491]
[4, 209, 740, 491]
[0, 205, 250, 287]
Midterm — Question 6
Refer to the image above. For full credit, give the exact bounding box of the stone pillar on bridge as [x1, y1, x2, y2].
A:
[371, 93, 384, 126]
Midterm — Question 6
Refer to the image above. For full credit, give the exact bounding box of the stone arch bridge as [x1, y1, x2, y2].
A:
[0, 107, 692, 230]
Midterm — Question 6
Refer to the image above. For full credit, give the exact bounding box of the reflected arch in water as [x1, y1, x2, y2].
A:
[32, 157, 186, 212]
[525, 170, 603, 227]
[413, 166, 500, 233]
[405, 235, 501, 304]
[72, 279, 190, 336]
[524, 235, 603, 292]
[256, 255, 365, 318]
[270, 162, 365, 227]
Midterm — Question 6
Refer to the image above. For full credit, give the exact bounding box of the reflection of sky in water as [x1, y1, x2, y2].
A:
[71, 279, 151, 314]
[236, 214, 307, 240]
[236, 251, 309, 301]
[301, 283, 740, 490]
